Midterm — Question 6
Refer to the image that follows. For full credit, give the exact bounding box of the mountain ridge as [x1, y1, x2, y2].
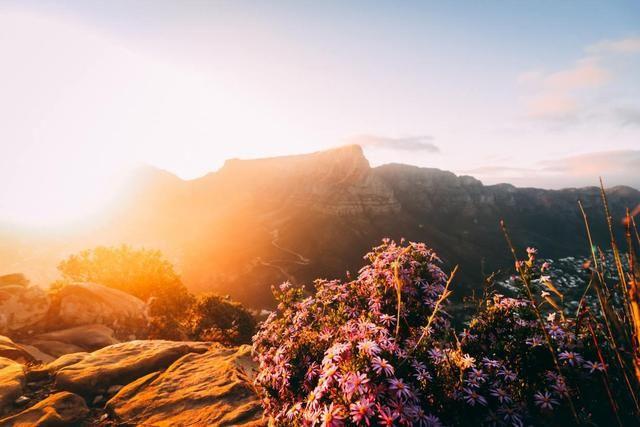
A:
[1, 145, 638, 308]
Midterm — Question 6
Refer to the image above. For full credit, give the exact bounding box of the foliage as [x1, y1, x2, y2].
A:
[253, 239, 638, 426]
[57, 245, 193, 338]
[186, 293, 256, 345]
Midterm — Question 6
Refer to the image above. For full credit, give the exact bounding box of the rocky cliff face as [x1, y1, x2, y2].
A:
[1, 145, 638, 309]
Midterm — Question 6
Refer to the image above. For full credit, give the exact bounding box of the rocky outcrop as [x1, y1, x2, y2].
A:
[0, 336, 35, 365]
[0, 391, 88, 426]
[28, 324, 119, 354]
[49, 282, 146, 332]
[0, 283, 49, 334]
[0, 357, 25, 415]
[54, 340, 210, 396]
[107, 345, 264, 426]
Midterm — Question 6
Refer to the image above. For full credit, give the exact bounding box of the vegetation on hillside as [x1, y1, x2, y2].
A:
[252, 185, 640, 426]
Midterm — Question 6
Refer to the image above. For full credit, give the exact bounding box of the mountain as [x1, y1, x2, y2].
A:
[1, 145, 638, 308]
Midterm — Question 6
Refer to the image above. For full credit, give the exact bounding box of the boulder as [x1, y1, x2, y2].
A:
[0, 357, 25, 415]
[23, 340, 85, 359]
[31, 324, 119, 352]
[0, 336, 35, 365]
[107, 345, 264, 426]
[0, 391, 89, 426]
[12, 344, 54, 365]
[54, 340, 209, 396]
[50, 282, 147, 332]
[0, 284, 49, 334]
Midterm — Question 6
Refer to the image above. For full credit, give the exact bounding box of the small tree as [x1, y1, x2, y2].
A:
[186, 293, 256, 346]
[57, 245, 193, 338]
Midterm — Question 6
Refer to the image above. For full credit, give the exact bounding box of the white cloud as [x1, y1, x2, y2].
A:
[347, 135, 440, 153]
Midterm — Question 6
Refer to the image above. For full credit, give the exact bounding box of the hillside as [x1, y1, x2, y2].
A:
[1, 145, 638, 308]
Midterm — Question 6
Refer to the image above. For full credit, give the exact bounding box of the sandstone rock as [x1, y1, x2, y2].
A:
[27, 352, 90, 381]
[24, 340, 85, 359]
[0, 284, 49, 334]
[12, 344, 54, 365]
[50, 282, 147, 331]
[0, 357, 25, 415]
[0, 336, 35, 365]
[31, 324, 119, 352]
[107, 345, 264, 426]
[0, 391, 89, 426]
[54, 340, 209, 396]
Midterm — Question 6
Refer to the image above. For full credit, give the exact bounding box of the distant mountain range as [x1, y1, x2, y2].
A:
[1, 145, 638, 308]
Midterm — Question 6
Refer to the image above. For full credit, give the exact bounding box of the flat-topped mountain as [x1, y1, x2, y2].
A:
[1, 145, 638, 308]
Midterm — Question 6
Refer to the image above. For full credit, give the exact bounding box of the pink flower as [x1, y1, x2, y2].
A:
[357, 339, 380, 357]
[321, 403, 346, 427]
[371, 356, 395, 376]
[377, 406, 398, 427]
[349, 398, 373, 425]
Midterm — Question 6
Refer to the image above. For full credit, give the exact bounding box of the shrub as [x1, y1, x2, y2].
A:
[253, 239, 633, 426]
[57, 245, 193, 339]
[186, 293, 256, 345]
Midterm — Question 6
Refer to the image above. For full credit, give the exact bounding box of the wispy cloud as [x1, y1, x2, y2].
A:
[347, 134, 440, 153]
[462, 150, 640, 189]
[518, 36, 639, 122]
[587, 36, 640, 54]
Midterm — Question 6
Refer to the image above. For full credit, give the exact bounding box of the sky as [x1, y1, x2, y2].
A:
[0, 0, 639, 225]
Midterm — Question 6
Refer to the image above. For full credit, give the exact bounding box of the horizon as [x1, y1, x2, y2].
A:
[1, 0, 639, 225]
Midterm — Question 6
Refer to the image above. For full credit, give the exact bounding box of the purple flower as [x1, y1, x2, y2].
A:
[583, 360, 606, 373]
[558, 351, 584, 367]
[388, 378, 413, 400]
[534, 391, 558, 410]
[463, 388, 487, 406]
[490, 387, 512, 404]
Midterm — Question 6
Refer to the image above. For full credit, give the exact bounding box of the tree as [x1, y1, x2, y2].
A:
[57, 245, 193, 337]
[186, 293, 256, 346]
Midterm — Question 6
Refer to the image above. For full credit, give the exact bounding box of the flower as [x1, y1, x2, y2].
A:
[388, 378, 413, 400]
[357, 339, 381, 357]
[583, 360, 606, 373]
[558, 351, 584, 367]
[320, 403, 346, 427]
[526, 247, 538, 255]
[490, 387, 512, 404]
[371, 356, 395, 377]
[349, 398, 373, 425]
[463, 388, 488, 406]
[534, 391, 558, 410]
[377, 405, 398, 427]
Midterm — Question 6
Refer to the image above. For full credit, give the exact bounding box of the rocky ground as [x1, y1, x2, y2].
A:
[0, 337, 264, 426]
[0, 278, 264, 426]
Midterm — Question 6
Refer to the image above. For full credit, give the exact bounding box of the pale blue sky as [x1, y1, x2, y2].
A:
[0, 1, 639, 224]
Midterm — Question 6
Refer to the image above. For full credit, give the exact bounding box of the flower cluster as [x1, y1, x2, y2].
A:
[253, 241, 625, 426]
[253, 240, 451, 425]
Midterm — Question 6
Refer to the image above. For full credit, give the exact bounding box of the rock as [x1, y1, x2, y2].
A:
[107, 345, 264, 426]
[0, 357, 25, 415]
[31, 324, 119, 352]
[0, 284, 49, 334]
[0, 391, 89, 426]
[54, 340, 209, 396]
[49, 282, 147, 332]
[27, 352, 90, 382]
[0, 336, 35, 364]
[14, 395, 29, 405]
[23, 340, 85, 359]
[12, 344, 54, 364]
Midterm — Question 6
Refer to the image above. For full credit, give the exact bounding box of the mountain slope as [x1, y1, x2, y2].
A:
[1, 145, 638, 308]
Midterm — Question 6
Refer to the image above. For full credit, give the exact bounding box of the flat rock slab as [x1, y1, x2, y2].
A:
[0, 336, 35, 365]
[31, 324, 119, 352]
[0, 357, 25, 416]
[0, 391, 89, 426]
[107, 345, 264, 426]
[54, 340, 209, 396]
